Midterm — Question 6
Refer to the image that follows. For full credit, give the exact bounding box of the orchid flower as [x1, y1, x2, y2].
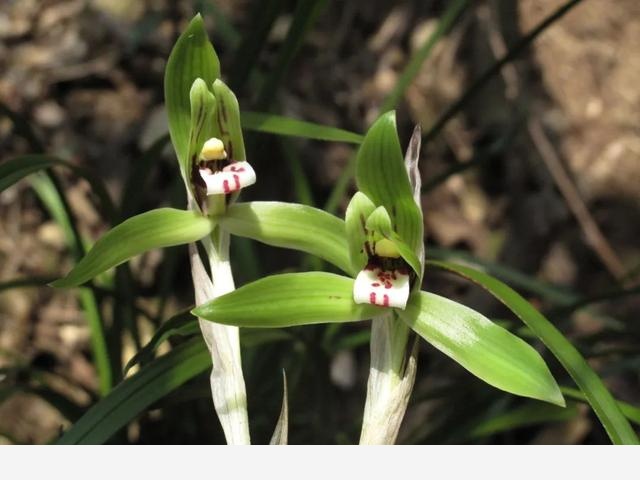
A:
[351, 204, 417, 310]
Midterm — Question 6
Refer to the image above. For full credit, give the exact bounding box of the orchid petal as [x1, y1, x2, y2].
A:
[353, 266, 410, 310]
[200, 161, 256, 195]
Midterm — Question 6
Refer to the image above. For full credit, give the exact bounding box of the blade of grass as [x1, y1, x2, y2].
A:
[428, 259, 639, 445]
[29, 173, 113, 396]
[56, 338, 210, 444]
[427, 247, 581, 306]
[241, 111, 364, 144]
[561, 387, 640, 426]
[0, 277, 56, 293]
[1, 102, 117, 394]
[469, 401, 579, 438]
[0, 154, 117, 223]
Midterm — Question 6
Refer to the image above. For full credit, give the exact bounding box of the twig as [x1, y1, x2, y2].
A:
[423, 0, 584, 143]
[528, 119, 626, 281]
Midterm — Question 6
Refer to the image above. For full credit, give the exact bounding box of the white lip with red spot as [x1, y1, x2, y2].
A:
[199, 161, 256, 195]
[353, 265, 410, 309]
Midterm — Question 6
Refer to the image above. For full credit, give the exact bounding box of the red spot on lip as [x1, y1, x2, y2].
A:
[223, 179, 230, 193]
[229, 165, 246, 172]
[371, 282, 380, 287]
[383, 294, 389, 307]
[233, 174, 240, 190]
[369, 292, 377, 304]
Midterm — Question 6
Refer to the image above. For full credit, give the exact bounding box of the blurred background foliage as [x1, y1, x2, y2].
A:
[1, 0, 639, 444]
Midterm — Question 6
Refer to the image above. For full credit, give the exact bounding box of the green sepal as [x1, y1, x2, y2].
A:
[220, 202, 352, 275]
[344, 192, 377, 274]
[399, 290, 565, 407]
[193, 272, 381, 328]
[52, 208, 214, 287]
[165, 14, 221, 173]
[365, 206, 422, 279]
[212, 79, 246, 161]
[185, 78, 217, 196]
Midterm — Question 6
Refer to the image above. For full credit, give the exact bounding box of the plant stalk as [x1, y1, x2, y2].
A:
[359, 313, 418, 444]
[189, 196, 250, 444]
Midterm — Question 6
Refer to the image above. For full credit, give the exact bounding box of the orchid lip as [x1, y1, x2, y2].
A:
[199, 161, 256, 195]
[353, 264, 410, 310]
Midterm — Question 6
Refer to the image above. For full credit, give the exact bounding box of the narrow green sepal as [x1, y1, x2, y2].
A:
[365, 206, 422, 279]
[193, 272, 381, 328]
[345, 192, 377, 274]
[165, 14, 221, 171]
[212, 79, 246, 161]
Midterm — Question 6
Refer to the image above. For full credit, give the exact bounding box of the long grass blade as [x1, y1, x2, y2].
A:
[241, 111, 363, 144]
[56, 338, 210, 444]
[428, 259, 639, 445]
[29, 173, 113, 396]
[0, 154, 117, 223]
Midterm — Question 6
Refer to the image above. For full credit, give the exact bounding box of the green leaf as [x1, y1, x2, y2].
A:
[365, 206, 422, 278]
[399, 291, 565, 407]
[469, 402, 579, 439]
[241, 111, 364, 144]
[345, 192, 377, 273]
[52, 208, 213, 287]
[427, 259, 639, 445]
[165, 14, 220, 169]
[355, 111, 423, 256]
[193, 272, 380, 328]
[561, 386, 640, 427]
[220, 202, 352, 275]
[29, 172, 113, 395]
[56, 338, 210, 444]
[427, 247, 580, 306]
[1, 154, 116, 222]
[123, 310, 198, 374]
[212, 79, 246, 161]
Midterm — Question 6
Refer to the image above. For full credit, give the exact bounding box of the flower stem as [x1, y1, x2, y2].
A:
[190, 194, 251, 444]
[360, 312, 418, 444]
